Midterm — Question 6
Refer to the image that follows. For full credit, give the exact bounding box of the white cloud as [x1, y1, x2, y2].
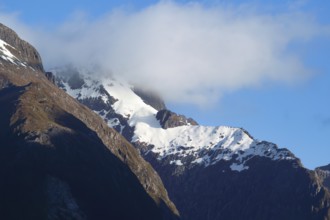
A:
[0, 1, 327, 105]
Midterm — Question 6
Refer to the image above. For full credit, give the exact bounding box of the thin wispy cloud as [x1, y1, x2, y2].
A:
[0, 1, 328, 105]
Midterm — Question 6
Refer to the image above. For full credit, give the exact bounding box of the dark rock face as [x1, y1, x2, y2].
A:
[45, 72, 56, 84]
[0, 23, 44, 71]
[141, 150, 330, 220]
[0, 23, 179, 220]
[316, 164, 330, 190]
[156, 109, 198, 129]
[133, 87, 166, 111]
[46, 175, 87, 220]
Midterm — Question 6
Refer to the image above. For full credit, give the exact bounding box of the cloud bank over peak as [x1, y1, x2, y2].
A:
[1, 1, 327, 105]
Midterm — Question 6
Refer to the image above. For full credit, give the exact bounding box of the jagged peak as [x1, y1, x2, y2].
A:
[52, 67, 297, 173]
[156, 109, 198, 129]
[0, 23, 44, 71]
[315, 164, 330, 191]
[317, 164, 330, 171]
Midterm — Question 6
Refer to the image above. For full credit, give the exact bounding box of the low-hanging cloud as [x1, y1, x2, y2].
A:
[0, 1, 328, 105]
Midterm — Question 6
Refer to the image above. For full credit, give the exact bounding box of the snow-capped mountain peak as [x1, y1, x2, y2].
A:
[103, 79, 160, 128]
[53, 66, 295, 172]
[134, 124, 294, 171]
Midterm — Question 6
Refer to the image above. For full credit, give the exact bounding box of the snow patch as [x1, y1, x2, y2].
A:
[0, 39, 27, 67]
[64, 76, 109, 102]
[103, 78, 160, 128]
[230, 163, 249, 172]
[108, 118, 121, 128]
[170, 160, 183, 166]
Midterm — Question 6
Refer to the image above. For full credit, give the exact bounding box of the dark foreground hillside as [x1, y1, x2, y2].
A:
[0, 23, 179, 220]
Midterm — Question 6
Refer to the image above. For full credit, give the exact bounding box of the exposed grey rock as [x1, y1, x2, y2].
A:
[156, 109, 198, 129]
[45, 72, 56, 84]
[0, 23, 44, 71]
[316, 164, 330, 190]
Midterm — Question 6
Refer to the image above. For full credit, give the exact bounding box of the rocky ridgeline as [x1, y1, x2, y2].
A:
[156, 109, 198, 129]
[316, 164, 330, 190]
[0, 23, 179, 220]
[0, 24, 43, 71]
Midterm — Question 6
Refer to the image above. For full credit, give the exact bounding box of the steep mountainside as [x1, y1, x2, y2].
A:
[0, 23, 178, 220]
[316, 164, 330, 190]
[0, 23, 44, 71]
[53, 66, 330, 220]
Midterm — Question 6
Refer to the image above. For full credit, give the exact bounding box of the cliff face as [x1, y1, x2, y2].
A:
[0, 23, 179, 220]
[144, 152, 330, 220]
[0, 23, 44, 71]
[156, 109, 198, 129]
[316, 164, 330, 190]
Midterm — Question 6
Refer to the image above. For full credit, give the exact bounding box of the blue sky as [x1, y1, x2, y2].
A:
[0, 0, 329, 169]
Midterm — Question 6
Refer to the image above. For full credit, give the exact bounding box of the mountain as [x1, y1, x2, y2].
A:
[53, 66, 330, 220]
[316, 164, 330, 190]
[0, 23, 179, 220]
